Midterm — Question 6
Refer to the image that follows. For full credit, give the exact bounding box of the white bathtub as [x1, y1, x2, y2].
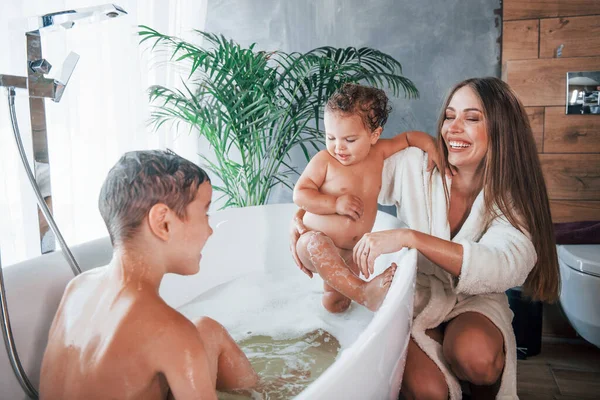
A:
[0, 203, 416, 399]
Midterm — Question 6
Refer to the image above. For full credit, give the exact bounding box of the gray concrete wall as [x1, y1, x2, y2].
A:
[203, 0, 502, 203]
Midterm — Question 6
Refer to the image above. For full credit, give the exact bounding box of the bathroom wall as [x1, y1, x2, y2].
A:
[502, 0, 600, 223]
[202, 0, 502, 203]
[502, 0, 600, 338]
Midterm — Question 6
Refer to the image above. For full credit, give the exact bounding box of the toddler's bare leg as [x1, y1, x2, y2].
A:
[321, 249, 362, 313]
[296, 231, 397, 312]
[322, 282, 352, 313]
[194, 317, 258, 391]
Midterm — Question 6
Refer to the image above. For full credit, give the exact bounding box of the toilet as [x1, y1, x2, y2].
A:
[557, 244, 600, 348]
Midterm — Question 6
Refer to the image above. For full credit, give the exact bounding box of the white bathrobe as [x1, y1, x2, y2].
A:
[379, 148, 537, 400]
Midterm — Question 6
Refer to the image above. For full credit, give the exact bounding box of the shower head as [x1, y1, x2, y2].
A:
[16, 4, 128, 102]
[32, 4, 127, 32]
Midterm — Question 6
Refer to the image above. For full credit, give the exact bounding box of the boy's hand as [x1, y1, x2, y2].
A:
[335, 194, 364, 221]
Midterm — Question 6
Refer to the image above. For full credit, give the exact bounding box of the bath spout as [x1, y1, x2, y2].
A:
[34, 4, 128, 32]
[0, 5, 127, 399]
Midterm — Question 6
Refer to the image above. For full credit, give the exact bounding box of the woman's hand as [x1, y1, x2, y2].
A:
[289, 208, 313, 278]
[353, 229, 412, 279]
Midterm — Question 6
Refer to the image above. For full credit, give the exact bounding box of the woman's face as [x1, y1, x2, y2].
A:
[441, 86, 488, 171]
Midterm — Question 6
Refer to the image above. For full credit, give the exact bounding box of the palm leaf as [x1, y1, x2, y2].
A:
[140, 26, 418, 209]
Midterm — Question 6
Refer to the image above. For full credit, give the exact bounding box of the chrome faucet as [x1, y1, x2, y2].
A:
[0, 51, 81, 103]
[0, 4, 127, 102]
[0, 5, 127, 398]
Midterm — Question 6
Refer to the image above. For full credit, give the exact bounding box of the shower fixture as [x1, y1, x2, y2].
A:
[0, 5, 127, 399]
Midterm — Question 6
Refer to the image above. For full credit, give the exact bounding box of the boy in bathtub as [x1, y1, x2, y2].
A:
[293, 83, 439, 313]
[40, 150, 258, 400]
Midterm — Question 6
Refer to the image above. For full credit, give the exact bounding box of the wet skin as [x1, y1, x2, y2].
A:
[401, 86, 504, 400]
[40, 182, 258, 400]
[293, 112, 436, 313]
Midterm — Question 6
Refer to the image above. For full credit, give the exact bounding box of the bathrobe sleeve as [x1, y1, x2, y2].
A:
[378, 150, 407, 207]
[454, 215, 537, 295]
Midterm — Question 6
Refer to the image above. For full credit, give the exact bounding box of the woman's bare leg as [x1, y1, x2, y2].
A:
[442, 312, 504, 399]
[296, 231, 396, 312]
[194, 317, 258, 391]
[400, 328, 448, 400]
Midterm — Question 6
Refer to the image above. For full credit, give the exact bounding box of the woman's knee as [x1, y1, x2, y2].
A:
[443, 328, 504, 386]
[401, 372, 448, 400]
[402, 338, 449, 400]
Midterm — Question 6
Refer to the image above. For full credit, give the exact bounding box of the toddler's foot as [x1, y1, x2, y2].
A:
[363, 263, 397, 311]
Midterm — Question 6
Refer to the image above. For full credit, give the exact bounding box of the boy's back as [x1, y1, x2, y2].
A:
[40, 268, 181, 400]
[40, 150, 257, 399]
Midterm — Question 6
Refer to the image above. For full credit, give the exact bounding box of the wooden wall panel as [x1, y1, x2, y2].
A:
[505, 57, 600, 106]
[504, 0, 600, 21]
[541, 154, 600, 200]
[540, 16, 600, 58]
[550, 200, 600, 222]
[526, 107, 545, 152]
[503, 20, 539, 62]
[544, 107, 600, 153]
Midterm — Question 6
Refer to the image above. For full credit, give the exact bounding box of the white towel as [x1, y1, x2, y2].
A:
[379, 148, 536, 400]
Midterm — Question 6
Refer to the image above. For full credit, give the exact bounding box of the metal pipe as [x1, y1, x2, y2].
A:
[0, 6, 127, 398]
[8, 88, 82, 275]
[0, 247, 38, 400]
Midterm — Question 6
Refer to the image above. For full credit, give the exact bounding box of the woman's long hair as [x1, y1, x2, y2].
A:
[435, 77, 560, 302]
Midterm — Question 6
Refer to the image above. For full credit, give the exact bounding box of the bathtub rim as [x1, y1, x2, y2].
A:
[0, 203, 415, 399]
[296, 248, 416, 399]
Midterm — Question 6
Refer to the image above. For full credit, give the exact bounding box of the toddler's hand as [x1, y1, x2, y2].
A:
[425, 140, 456, 178]
[289, 209, 312, 278]
[335, 194, 364, 221]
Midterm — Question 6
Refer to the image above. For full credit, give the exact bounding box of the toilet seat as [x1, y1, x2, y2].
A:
[558, 245, 600, 278]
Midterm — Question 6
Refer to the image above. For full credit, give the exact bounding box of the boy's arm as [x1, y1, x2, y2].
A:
[155, 318, 218, 400]
[375, 131, 436, 160]
[293, 151, 363, 220]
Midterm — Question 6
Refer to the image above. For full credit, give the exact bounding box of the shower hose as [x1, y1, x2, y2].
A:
[0, 87, 83, 399]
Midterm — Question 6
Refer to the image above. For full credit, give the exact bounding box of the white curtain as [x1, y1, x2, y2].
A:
[0, 0, 208, 267]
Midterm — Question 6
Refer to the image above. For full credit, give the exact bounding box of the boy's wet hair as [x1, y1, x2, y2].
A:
[99, 150, 210, 246]
[325, 83, 392, 131]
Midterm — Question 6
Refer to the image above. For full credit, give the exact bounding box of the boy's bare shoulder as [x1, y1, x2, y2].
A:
[60, 266, 106, 300]
[135, 296, 207, 372]
[136, 293, 200, 345]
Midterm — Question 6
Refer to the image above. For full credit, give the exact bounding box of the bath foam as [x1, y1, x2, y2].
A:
[177, 268, 374, 349]
[178, 267, 379, 398]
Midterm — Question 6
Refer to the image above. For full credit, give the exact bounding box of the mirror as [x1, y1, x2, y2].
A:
[566, 71, 600, 114]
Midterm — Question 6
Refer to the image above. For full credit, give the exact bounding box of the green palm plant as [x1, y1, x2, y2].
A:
[139, 26, 418, 209]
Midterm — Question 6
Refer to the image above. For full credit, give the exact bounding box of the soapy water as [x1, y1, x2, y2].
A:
[218, 330, 340, 399]
[177, 268, 376, 399]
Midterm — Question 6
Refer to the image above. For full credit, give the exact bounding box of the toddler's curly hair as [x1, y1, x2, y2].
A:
[325, 83, 392, 131]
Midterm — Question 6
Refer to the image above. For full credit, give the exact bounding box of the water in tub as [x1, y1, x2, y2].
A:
[177, 266, 378, 399]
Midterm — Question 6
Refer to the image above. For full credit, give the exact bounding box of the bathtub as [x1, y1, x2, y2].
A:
[0, 203, 417, 399]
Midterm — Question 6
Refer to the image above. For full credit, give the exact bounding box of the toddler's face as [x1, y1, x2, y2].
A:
[324, 111, 379, 166]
